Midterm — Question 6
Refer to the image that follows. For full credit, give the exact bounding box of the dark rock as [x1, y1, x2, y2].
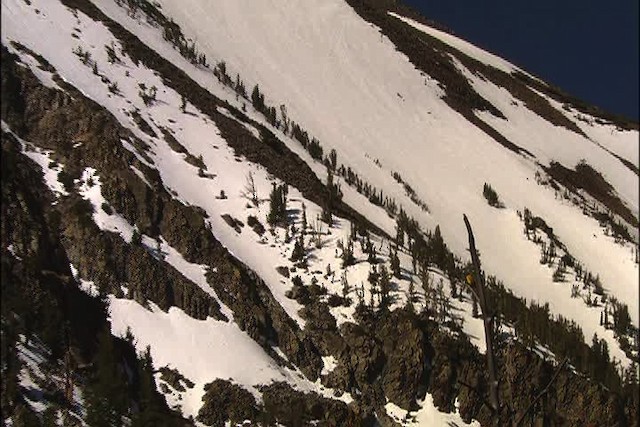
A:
[197, 379, 259, 427]
[275, 265, 290, 278]
[260, 381, 361, 427]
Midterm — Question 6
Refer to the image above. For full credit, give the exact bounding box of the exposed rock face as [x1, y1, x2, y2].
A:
[379, 311, 429, 410]
[1, 130, 107, 362]
[497, 344, 637, 427]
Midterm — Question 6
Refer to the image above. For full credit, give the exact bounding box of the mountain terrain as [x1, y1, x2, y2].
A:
[1, 0, 638, 425]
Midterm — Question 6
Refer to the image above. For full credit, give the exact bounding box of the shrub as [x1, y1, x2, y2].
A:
[483, 182, 504, 208]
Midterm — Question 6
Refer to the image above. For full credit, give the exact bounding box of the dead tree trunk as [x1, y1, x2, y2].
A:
[463, 214, 569, 426]
[463, 214, 500, 413]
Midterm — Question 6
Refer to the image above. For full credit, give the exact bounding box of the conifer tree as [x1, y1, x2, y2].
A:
[600, 311, 604, 326]
[267, 183, 287, 225]
[472, 296, 479, 318]
[251, 84, 265, 112]
[395, 220, 404, 247]
[301, 202, 307, 232]
[290, 235, 305, 263]
[341, 238, 355, 268]
[407, 277, 417, 312]
[379, 265, 391, 311]
[85, 329, 128, 427]
[132, 346, 165, 426]
[390, 248, 401, 278]
[341, 271, 351, 304]
[329, 149, 337, 171]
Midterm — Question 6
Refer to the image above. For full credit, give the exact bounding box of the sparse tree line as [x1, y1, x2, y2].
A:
[518, 207, 638, 364]
[117, 0, 209, 68]
[534, 168, 634, 245]
[392, 171, 429, 212]
[118, 0, 408, 221]
[115, 0, 424, 236]
[72, 44, 121, 95]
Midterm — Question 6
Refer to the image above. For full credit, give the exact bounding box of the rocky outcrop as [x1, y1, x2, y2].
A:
[379, 311, 429, 410]
[197, 380, 260, 427]
[261, 382, 360, 427]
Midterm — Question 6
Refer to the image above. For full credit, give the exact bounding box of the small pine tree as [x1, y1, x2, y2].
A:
[243, 172, 259, 207]
[356, 282, 365, 307]
[483, 182, 503, 208]
[600, 311, 604, 326]
[132, 228, 142, 245]
[341, 239, 355, 268]
[301, 203, 307, 231]
[407, 277, 417, 312]
[329, 149, 337, 171]
[341, 271, 351, 302]
[267, 183, 286, 225]
[251, 84, 265, 111]
[290, 235, 305, 263]
[379, 265, 391, 311]
[390, 248, 401, 278]
[451, 280, 458, 299]
[395, 220, 404, 247]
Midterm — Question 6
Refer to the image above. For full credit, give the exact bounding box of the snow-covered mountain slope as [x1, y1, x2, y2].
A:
[1, 0, 638, 425]
[139, 0, 638, 327]
[85, 0, 639, 357]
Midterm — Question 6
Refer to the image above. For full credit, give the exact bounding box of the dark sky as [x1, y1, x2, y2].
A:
[403, 0, 639, 121]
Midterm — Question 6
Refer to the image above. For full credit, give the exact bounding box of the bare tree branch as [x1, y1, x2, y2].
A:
[457, 380, 496, 413]
[514, 358, 568, 426]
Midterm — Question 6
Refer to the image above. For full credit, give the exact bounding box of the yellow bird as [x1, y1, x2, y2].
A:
[465, 274, 474, 285]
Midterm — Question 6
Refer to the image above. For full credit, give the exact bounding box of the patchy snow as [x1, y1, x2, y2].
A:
[7, 42, 65, 91]
[140, 235, 234, 321]
[6, 244, 21, 260]
[527, 86, 639, 168]
[130, 165, 151, 187]
[77, 167, 136, 243]
[70, 263, 99, 297]
[385, 394, 480, 426]
[2, 121, 69, 199]
[321, 356, 337, 376]
[14, 335, 85, 424]
[109, 0, 637, 337]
